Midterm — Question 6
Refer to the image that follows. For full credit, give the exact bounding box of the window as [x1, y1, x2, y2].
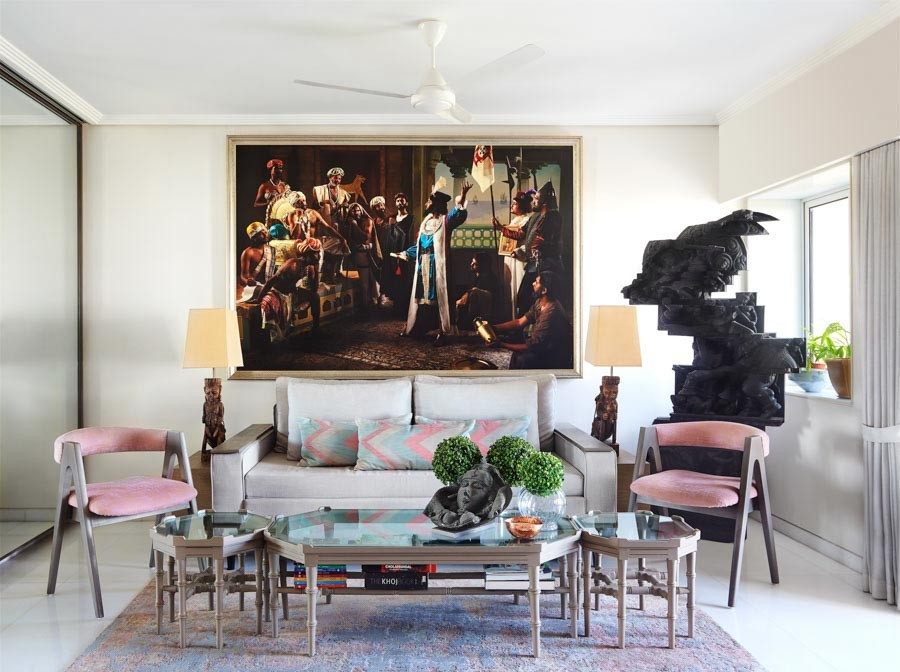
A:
[804, 190, 851, 336]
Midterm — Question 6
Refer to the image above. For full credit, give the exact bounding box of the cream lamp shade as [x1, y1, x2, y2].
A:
[584, 305, 642, 368]
[182, 308, 244, 369]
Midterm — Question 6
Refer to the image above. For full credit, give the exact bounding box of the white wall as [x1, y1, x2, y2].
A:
[719, 19, 900, 201]
[0, 125, 79, 517]
[81, 124, 721, 483]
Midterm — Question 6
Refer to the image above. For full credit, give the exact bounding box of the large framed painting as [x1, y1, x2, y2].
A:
[228, 136, 581, 379]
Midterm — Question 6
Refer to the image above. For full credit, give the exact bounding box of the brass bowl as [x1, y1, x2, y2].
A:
[505, 516, 543, 540]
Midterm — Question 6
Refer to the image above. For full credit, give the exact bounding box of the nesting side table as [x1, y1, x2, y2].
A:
[574, 511, 699, 649]
[150, 510, 270, 648]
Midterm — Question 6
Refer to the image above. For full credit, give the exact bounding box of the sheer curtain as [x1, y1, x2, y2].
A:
[851, 139, 900, 608]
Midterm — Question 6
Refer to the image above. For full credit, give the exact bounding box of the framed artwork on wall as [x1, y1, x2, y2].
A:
[228, 136, 581, 379]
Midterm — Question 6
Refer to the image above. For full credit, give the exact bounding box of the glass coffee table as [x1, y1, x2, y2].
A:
[573, 511, 700, 649]
[150, 510, 271, 648]
[264, 508, 582, 657]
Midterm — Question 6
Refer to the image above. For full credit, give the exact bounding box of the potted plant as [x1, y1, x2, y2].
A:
[431, 436, 481, 485]
[516, 451, 566, 530]
[486, 436, 535, 506]
[789, 322, 852, 397]
[788, 331, 829, 392]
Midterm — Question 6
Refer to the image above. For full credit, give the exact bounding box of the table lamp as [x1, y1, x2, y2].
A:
[584, 305, 642, 453]
[183, 308, 243, 461]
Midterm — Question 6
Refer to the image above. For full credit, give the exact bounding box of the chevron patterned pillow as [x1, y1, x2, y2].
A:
[299, 414, 411, 467]
[416, 416, 531, 455]
[356, 419, 474, 471]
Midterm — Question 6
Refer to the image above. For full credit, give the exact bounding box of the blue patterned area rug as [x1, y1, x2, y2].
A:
[68, 582, 763, 671]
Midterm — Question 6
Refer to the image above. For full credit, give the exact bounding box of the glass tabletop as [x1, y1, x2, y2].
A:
[572, 512, 692, 541]
[268, 509, 579, 547]
[154, 511, 271, 540]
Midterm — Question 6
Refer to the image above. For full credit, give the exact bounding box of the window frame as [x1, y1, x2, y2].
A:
[802, 188, 850, 336]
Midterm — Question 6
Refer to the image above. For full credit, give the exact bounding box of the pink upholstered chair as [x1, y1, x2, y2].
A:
[628, 421, 779, 607]
[47, 427, 199, 618]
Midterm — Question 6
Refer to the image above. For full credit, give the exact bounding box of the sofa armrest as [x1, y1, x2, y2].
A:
[211, 424, 275, 512]
[552, 423, 617, 513]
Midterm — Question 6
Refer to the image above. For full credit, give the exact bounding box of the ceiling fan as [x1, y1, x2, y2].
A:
[293, 19, 544, 124]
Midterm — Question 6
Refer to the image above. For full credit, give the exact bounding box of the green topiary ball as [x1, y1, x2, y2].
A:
[431, 435, 482, 485]
[486, 436, 534, 487]
[517, 451, 565, 497]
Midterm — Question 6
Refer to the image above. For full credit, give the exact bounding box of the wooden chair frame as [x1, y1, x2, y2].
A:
[47, 430, 199, 618]
[627, 425, 779, 607]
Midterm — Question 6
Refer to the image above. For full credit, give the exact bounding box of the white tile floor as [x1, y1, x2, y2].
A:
[0, 519, 897, 671]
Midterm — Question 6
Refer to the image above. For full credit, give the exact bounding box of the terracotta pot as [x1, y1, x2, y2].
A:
[825, 358, 852, 399]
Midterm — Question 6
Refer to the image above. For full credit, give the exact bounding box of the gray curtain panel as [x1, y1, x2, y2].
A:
[852, 139, 900, 608]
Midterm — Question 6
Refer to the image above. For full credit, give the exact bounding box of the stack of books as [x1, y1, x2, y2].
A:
[361, 564, 432, 590]
[293, 564, 347, 589]
[484, 564, 556, 591]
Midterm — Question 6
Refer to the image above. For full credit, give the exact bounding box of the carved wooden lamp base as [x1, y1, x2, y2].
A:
[591, 375, 621, 454]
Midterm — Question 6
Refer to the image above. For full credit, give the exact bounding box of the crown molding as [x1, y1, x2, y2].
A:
[0, 37, 103, 124]
[97, 113, 717, 127]
[717, 1, 900, 124]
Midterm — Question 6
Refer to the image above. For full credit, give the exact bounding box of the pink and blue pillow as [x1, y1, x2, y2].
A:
[356, 419, 474, 471]
[299, 414, 411, 467]
[415, 415, 530, 455]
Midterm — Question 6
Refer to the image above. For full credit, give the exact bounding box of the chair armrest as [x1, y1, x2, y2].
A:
[210, 424, 275, 512]
[552, 423, 617, 513]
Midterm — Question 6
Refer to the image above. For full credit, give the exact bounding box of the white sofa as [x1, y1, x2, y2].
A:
[210, 374, 616, 518]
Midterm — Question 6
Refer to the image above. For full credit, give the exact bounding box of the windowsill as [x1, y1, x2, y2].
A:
[785, 382, 853, 406]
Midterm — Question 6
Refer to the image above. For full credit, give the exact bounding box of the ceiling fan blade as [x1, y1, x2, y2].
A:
[435, 104, 472, 124]
[293, 79, 410, 99]
[459, 44, 545, 85]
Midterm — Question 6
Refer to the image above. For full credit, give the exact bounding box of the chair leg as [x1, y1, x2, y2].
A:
[79, 517, 104, 618]
[755, 466, 780, 585]
[627, 492, 637, 512]
[728, 499, 752, 608]
[47, 499, 68, 596]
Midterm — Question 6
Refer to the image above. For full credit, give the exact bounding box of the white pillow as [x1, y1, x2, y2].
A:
[413, 378, 540, 448]
[286, 378, 413, 460]
[414, 375, 556, 449]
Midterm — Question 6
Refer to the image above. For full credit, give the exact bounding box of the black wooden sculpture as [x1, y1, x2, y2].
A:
[623, 210, 805, 426]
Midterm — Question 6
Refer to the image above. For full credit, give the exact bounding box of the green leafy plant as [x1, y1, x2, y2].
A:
[431, 436, 481, 485]
[486, 436, 535, 486]
[517, 451, 565, 497]
[805, 322, 851, 368]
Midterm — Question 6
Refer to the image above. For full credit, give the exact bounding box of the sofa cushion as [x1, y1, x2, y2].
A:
[298, 414, 412, 467]
[413, 378, 540, 448]
[416, 415, 529, 455]
[414, 375, 556, 450]
[244, 452, 584, 500]
[356, 418, 473, 470]
[285, 378, 413, 460]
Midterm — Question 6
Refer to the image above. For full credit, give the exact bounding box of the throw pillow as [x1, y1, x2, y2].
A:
[285, 377, 413, 460]
[299, 414, 412, 467]
[356, 419, 474, 471]
[416, 415, 530, 456]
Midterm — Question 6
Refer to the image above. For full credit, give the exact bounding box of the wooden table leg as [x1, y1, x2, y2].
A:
[268, 552, 280, 638]
[168, 557, 176, 623]
[280, 557, 290, 620]
[568, 550, 578, 638]
[667, 557, 678, 649]
[307, 563, 318, 656]
[254, 548, 264, 635]
[215, 556, 225, 649]
[262, 553, 270, 623]
[582, 547, 591, 637]
[686, 552, 696, 639]
[617, 557, 627, 649]
[559, 555, 567, 619]
[593, 553, 601, 610]
[238, 553, 246, 612]
[637, 556, 646, 611]
[177, 558, 188, 649]
[154, 550, 164, 635]
[529, 562, 541, 657]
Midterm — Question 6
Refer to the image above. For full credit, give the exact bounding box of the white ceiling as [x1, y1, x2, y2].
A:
[0, 0, 894, 124]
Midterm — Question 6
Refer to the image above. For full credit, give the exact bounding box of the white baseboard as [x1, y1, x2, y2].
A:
[772, 514, 863, 573]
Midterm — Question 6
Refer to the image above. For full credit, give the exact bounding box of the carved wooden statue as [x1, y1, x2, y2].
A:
[591, 375, 620, 450]
[201, 378, 226, 460]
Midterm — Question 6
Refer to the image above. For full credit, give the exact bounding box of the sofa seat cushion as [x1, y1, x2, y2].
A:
[245, 452, 584, 500]
[630, 470, 757, 509]
[69, 476, 197, 517]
